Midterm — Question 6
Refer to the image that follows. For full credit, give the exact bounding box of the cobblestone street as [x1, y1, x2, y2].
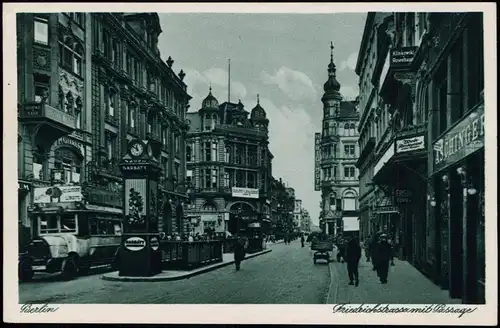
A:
[329, 257, 461, 304]
[19, 241, 330, 304]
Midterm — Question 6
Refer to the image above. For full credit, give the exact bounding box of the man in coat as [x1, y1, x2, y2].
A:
[345, 237, 362, 286]
[375, 234, 392, 284]
[234, 233, 249, 271]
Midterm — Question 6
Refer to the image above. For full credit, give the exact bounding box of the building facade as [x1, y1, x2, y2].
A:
[269, 177, 296, 238]
[355, 12, 485, 304]
[316, 43, 361, 237]
[17, 12, 191, 248]
[293, 199, 302, 229]
[185, 91, 273, 236]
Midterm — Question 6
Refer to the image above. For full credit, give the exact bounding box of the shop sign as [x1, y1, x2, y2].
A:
[396, 135, 425, 153]
[18, 181, 31, 192]
[87, 189, 123, 207]
[34, 186, 83, 204]
[121, 165, 148, 171]
[53, 136, 85, 156]
[232, 187, 259, 199]
[150, 237, 159, 251]
[23, 103, 43, 117]
[248, 222, 261, 228]
[314, 133, 321, 191]
[124, 237, 146, 251]
[433, 103, 485, 172]
[394, 189, 413, 205]
[375, 206, 399, 214]
[373, 143, 395, 176]
[390, 47, 417, 69]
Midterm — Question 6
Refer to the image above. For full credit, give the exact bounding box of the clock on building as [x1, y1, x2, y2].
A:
[128, 139, 145, 158]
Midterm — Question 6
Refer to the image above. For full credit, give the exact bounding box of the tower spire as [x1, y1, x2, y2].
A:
[257, 94, 260, 105]
[330, 41, 334, 63]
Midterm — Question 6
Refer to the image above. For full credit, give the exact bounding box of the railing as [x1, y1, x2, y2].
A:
[158, 240, 223, 270]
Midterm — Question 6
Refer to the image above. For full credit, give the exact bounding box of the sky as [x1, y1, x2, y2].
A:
[158, 13, 366, 225]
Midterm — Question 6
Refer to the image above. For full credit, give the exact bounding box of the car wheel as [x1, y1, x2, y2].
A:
[61, 257, 77, 281]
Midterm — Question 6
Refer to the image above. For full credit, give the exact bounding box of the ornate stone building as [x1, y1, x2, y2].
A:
[89, 13, 191, 235]
[17, 13, 191, 248]
[317, 43, 361, 237]
[185, 91, 273, 236]
[17, 13, 92, 248]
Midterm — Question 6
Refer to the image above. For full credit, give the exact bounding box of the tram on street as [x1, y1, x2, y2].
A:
[19, 203, 123, 281]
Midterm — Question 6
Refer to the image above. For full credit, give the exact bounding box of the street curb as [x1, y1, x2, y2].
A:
[102, 249, 272, 282]
[326, 261, 340, 304]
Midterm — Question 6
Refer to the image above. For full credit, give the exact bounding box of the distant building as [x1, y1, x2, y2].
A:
[316, 43, 361, 237]
[185, 90, 273, 236]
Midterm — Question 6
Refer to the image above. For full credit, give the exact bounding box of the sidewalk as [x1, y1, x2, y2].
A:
[102, 249, 272, 282]
[327, 258, 461, 304]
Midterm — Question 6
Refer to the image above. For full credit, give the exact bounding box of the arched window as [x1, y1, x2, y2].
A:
[75, 97, 82, 129]
[59, 36, 83, 76]
[202, 202, 218, 212]
[330, 122, 337, 135]
[54, 147, 82, 184]
[343, 190, 357, 211]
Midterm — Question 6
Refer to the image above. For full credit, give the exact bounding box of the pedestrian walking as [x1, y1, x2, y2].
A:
[345, 237, 362, 286]
[363, 236, 371, 262]
[370, 233, 380, 272]
[375, 234, 392, 284]
[234, 233, 249, 271]
[300, 234, 305, 247]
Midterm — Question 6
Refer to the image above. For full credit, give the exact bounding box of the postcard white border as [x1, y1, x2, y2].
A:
[3, 2, 497, 325]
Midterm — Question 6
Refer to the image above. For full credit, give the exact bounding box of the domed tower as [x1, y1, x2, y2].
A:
[200, 86, 220, 131]
[250, 95, 269, 131]
[322, 42, 343, 119]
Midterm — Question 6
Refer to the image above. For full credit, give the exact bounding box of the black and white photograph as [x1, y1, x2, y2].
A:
[3, 2, 497, 325]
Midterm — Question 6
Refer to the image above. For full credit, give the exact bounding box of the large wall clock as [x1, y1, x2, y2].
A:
[129, 139, 145, 158]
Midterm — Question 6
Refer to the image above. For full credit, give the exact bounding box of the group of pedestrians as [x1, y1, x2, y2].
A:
[364, 233, 396, 284]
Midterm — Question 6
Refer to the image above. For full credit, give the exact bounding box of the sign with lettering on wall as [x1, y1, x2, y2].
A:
[433, 103, 484, 173]
[314, 133, 321, 191]
[396, 135, 425, 153]
[390, 47, 417, 69]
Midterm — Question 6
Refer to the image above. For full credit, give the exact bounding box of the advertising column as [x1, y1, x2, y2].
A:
[118, 139, 162, 277]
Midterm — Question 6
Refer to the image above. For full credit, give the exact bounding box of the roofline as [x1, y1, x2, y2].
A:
[355, 12, 376, 76]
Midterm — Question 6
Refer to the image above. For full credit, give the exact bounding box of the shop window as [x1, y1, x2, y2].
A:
[34, 15, 49, 45]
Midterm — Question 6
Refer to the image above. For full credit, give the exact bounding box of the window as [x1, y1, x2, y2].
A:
[344, 166, 356, 179]
[59, 36, 83, 76]
[323, 121, 329, 136]
[60, 214, 77, 233]
[236, 171, 244, 187]
[247, 173, 255, 188]
[225, 145, 232, 163]
[226, 169, 234, 187]
[34, 74, 50, 103]
[34, 16, 49, 45]
[75, 106, 82, 129]
[211, 169, 218, 188]
[211, 142, 218, 162]
[126, 52, 133, 75]
[344, 144, 355, 157]
[54, 147, 82, 183]
[128, 102, 136, 128]
[332, 143, 338, 157]
[107, 92, 115, 117]
[186, 145, 192, 162]
[105, 133, 116, 161]
[467, 13, 484, 111]
[39, 215, 59, 234]
[134, 59, 141, 84]
[174, 162, 179, 181]
[224, 172, 230, 187]
[235, 146, 243, 165]
[343, 191, 357, 211]
[248, 146, 257, 166]
[112, 39, 118, 65]
[175, 135, 180, 154]
[203, 168, 211, 188]
[203, 142, 211, 161]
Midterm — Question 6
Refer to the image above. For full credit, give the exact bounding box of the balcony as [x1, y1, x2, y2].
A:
[19, 102, 76, 138]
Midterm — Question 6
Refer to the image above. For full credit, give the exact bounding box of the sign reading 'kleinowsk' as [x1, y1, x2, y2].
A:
[390, 47, 417, 69]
